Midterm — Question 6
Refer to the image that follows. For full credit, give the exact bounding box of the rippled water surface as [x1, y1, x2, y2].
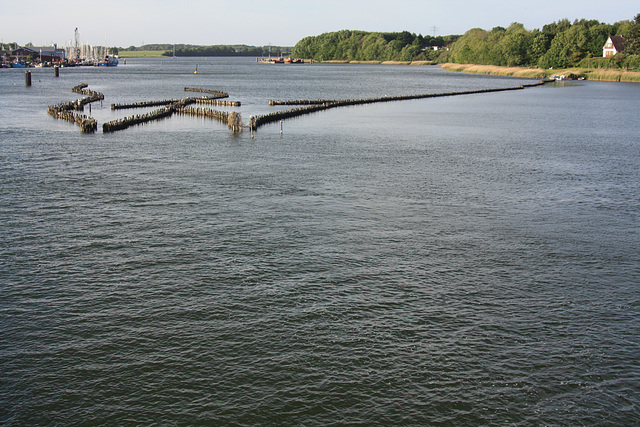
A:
[1, 58, 639, 425]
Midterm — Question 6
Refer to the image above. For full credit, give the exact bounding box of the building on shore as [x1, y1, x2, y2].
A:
[603, 36, 625, 57]
[7, 45, 66, 63]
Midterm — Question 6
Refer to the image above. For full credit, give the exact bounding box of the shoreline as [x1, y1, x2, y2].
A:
[114, 55, 640, 82]
[321, 59, 437, 65]
[440, 63, 640, 83]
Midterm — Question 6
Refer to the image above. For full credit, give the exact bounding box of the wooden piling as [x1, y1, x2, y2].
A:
[25, 71, 31, 87]
[250, 80, 549, 132]
[111, 98, 184, 110]
[54, 66, 59, 77]
[46, 83, 103, 133]
[194, 98, 241, 107]
[183, 87, 229, 97]
[103, 105, 175, 133]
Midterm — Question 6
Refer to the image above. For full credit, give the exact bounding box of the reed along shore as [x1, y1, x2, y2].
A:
[440, 63, 640, 83]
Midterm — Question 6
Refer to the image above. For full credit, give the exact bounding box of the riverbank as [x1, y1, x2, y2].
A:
[440, 63, 640, 83]
[322, 59, 437, 65]
[118, 50, 165, 58]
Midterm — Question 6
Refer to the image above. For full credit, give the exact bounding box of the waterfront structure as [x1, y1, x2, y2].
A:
[9, 45, 66, 63]
[603, 35, 625, 57]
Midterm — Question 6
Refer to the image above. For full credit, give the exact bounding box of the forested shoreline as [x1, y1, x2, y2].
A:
[116, 13, 640, 71]
[291, 30, 458, 62]
[291, 14, 640, 70]
[120, 44, 292, 57]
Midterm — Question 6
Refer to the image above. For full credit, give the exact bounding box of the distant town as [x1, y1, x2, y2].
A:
[1, 41, 119, 68]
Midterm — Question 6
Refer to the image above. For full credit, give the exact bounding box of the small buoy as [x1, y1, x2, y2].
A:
[194, 65, 198, 74]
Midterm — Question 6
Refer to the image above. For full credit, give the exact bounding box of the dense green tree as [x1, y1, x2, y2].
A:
[624, 13, 640, 54]
[447, 28, 489, 64]
[499, 26, 531, 66]
[289, 12, 639, 69]
[530, 31, 552, 64]
[291, 30, 456, 62]
[159, 44, 281, 57]
[543, 18, 572, 35]
[360, 33, 388, 60]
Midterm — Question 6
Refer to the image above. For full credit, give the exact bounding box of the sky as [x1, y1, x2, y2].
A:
[3, 0, 638, 48]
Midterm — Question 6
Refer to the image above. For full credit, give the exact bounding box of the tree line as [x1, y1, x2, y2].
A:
[121, 44, 291, 57]
[163, 45, 292, 57]
[291, 14, 640, 69]
[447, 15, 640, 69]
[292, 30, 458, 62]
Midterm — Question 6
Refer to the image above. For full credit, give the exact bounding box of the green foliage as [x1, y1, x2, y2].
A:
[448, 14, 639, 70]
[118, 44, 289, 57]
[118, 11, 640, 70]
[577, 54, 640, 69]
[160, 45, 290, 57]
[448, 24, 535, 66]
[292, 13, 639, 70]
[623, 13, 640, 54]
[291, 30, 456, 62]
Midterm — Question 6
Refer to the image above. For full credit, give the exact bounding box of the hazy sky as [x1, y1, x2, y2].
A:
[3, 0, 638, 47]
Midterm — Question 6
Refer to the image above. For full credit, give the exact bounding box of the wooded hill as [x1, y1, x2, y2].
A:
[291, 30, 458, 62]
[447, 15, 640, 69]
[291, 14, 640, 69]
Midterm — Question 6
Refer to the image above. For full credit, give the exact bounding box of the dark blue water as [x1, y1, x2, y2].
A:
[1, 58, 639, 425]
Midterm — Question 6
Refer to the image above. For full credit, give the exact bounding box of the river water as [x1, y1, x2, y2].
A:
[1, 57, 639, 425]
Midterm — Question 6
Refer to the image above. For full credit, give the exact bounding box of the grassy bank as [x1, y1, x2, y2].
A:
[118, 50, 165, 58]
[440, 63, 640, 82]
[320, 59, 437, 65]
[440, 63, 546, 78]
[584, 68, 640, 82]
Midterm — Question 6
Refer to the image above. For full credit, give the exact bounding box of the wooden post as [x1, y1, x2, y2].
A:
[280, 120, 283, 135]
[54, 66, 59, 77]
[25, 71, 31, 86]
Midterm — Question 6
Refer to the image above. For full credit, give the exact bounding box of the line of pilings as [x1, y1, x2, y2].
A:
[268, 99, 338, 106]
[111, 99, 183, 110]
[111, 96, 237, 111]
[174, 106, 229, 123]
[103, 97, 245, 133]
[183, 87, 229, 97]
[47, 105, 98, 133]
[47, 83, 103, 133]
[102, 106, 175, 133]
[251, 80, 548, 131]
[174, 107, 243, 132]
[102, 97, 197, 133]
[194, 98, 241, 107]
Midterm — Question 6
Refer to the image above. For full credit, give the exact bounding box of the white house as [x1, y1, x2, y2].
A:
[603, 36, 625, 57]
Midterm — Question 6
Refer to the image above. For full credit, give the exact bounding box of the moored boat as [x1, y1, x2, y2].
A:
[260, 56, 304, 64]
[98, 55, 118, 67]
